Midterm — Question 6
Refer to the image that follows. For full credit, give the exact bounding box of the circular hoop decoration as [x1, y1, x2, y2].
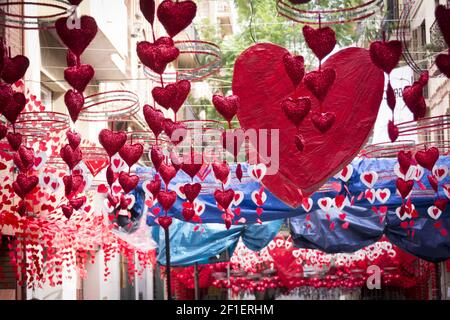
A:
[360, 140, 417, 158]
[276, 0, 383, 25]
[397, 115, 450, 140]
[13, 111, 70, 140]
[0, 1, 75, 30]
[143, 40, 222, 83]
[81, 146, 109, 177]
[127, 130, 169, 167]
[79, 90, 140, 122]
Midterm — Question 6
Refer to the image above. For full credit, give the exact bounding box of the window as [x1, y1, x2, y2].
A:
[40, 85, 53, 111]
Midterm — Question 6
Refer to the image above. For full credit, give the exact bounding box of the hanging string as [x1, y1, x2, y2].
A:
[249, 0, 257, 44]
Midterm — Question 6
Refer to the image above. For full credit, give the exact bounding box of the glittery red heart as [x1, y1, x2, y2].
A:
[233, 44, 384, 207]
[397, 150, 413, 175]
[281, 97, 311, 127]
[140, 0, 155, 24]
[311, 111, 336, 134]
[0, 83, 13, 112]
[402, 81, 424, 114]
[214, 189, 235, 210]
[388, 120, 399, 143]
[163, 119, 187, 145]
[183, 183, 201, 203]
[436, 5, 450, 48]
[60, 144, 82, 170]
[369, 40, 402, 74]
[157, 190, 177, 212]
[66, 130, 81, 149]
[181, 153, 203, 179]
[55, 16, 98, 57]
[64, 89, 84, 123]
[157, 0, 197, 38]
[106, 165, 118, 186]
[13, 173, 38, 199]
[283, 53, 305, 87]
[182, 207, 195, 221]
[158, 162, 177, 186]
[150, 145, 165, 171]
[396, 178, 414, 199]
[415, 147, 439, 171]
[136, 37, 179, 75]
[119, 143, 144, 167]
[146, 177, 161, 199]
[212, 162, 230, 184]
[152, 80, 190, 113]
[118, 172, 139, 194]
[69, 196, 86, 211]
[2, 92, 26, 124]
[13, 145, 35, 173]
[302, 25, 336, 61]
[303, 68, 336, 102]
[64, 64, 95, 93]
[436, 52, 450, 78]
[143, 105, 165, 139]
[212, 95, 240, 124]
[1, 55, 29, 84]
[158, 215, 173, 229]
[61, 205, 74, 219]
[98, 129, 127, 157]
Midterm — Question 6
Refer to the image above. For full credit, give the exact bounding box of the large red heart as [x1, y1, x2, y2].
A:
[55, 16, 98, 57]
[64, 64, 95, 93]
[157, 0, 197, 38]
[145, 177, 161, 199]
[163, 119, 187, 145]
[152, 80, 190, 113]
[137, 37, 179, 75]
[1, 55, 29, 84]
[232, 44, 384, 207]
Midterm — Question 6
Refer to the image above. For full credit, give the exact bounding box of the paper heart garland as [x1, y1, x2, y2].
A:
[157, 190, 177, 212]
[436, 52, 450, 78]
[1, 55, 29, 84]
[415, 147, 439, 171]
[143, 105, 165, 139]
[64, 89, 84, 123]
[281, 97, 311, 127]
[98, 129, 127, 157]
[283, 53, 305, 87]
[375, 188, 391, 204]
[2, 92, 26, 124]
[119, 194, 135, 210]
[157, 0, 197, 38]
[395, 205, 410, 221]
[365, 189, 376, 204]
[333, 194, 348, 210]
[336, 164, 353, 182]
[152, 80, 190, 113]
[60, 145, 82, 170]
[317, 197, 332, 211]
[183, 183, 201, 203]
[118, 172, 139, 194]
[233, 44, 384, 207]
[212, 95, 240, 124]
[251, 190, 267, 206]
[119, 143, 143, 167]
[428, 206, 442, 220]
[303, 68, 336, 102]
[137, 37, 179, 74]
[433, 165, 448, 181]
[369, 40, 402, 74]
[360, 171, 378, 188]
[140, 0, 155, 24]
[55, 16, 98, 57]
[232, 191, 244, 207]
[301, 197, 313, 212]
[248, 163, 267, 182]
[302, 25, 336, 61]
[64, 64, 95, 93]
[435, 5, 450, 48]
[214, 189, 235, 210]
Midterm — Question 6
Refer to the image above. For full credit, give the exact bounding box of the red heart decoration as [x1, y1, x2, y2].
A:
[413, 97, 426, 120]
[55, 16, 98, 57]
[152, 80, 190, 113]
[119, 194, 132, 210]
[60, 144, 82, 170]
[64, 64, 95, 93]
[0, 124, 6, 140]
[106, 165, 118, 186]
[214, 189, 235, 210]
[183, 183, 201, 203]
[283, 53, 305, 87]
[303, 68, 336, 102]
[61, 205, 74, 219]
[13, 173, 38, 198]
[294, 134, 305, 152]
[212, 162, 230, 184]
[66, 130, 81, 149]
[415, 147, 439, 171]
[436, 52, 450, 78]
[150, 145, 165, 171]
[157, 190, 177, 212]
[398, 150, 413, 175]
[0, 83, 13, 111]
[182, 207, 195, 221]
[6, 132, 23, 151]
[232, 44, 384, 207]
[436, 5, 450, 48]
[212, 95, 240, 124]
[386, 82, 396, 110]
[64, 89, 84, 123]
[143, 105, 165, 139]
[236, 163, 243, 182]
[146, 177, 161, 198]
[98, 129, 127, 157]
[181, 153, 203, 179]
[435, 198, 448, 212]
[118, 172, 139, 194]
[311, 111, 336, 133]
[302, 25, 336, 61]
[157, 0, 197, 38]
[119, 143, 144, 167]
[396, 178, 414, 199]
[13, 145, 35, 173]
[158, 215, 173, 229]
[281, 97, 311, 127]
[369, 40, 402, 74]
[1, 55, 29, 84]
[428, 175, 438, 193]
[84, 159, 108, 177]
[69, 196, 86, 211]
[158, 162, 177, 186]
[2, 92, 26, 124]
[163, 119, 187, 145]
[137, 37, 179, 74]
[140, 0, 155, 24]
[388, 120, 399, 142]
[402, 81, 423, 114]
